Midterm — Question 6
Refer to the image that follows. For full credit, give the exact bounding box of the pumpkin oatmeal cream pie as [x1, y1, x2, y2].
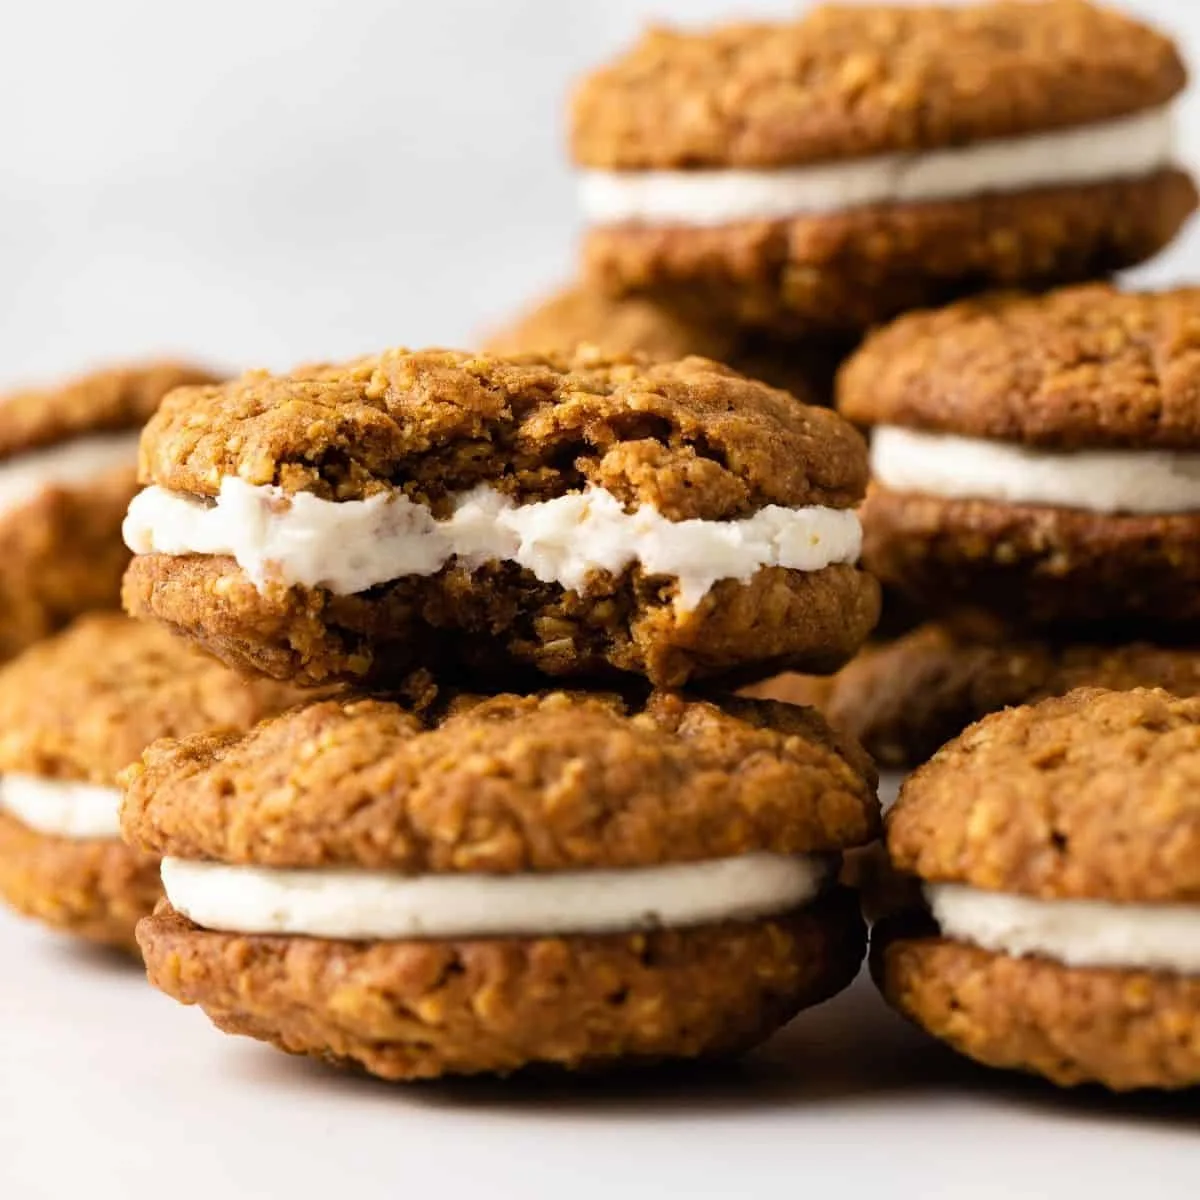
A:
[873, 687, 1200, 1091]
[0, 359, 217, 661]
[573, 1, 1195, 335]
[121, 347, 878, 689]
[0, 614, 306, 952]
[128, 689, 878, 1079]
[843, 284, 1200, 630]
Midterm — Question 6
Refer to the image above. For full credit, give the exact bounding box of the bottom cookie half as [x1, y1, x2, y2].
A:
[137, 888, 866, 1080]
[123, 554, 879, 689]
[0, 810, 161, 954]
[873, 927, 1200, 1091]
[861, 489, 1200, 629]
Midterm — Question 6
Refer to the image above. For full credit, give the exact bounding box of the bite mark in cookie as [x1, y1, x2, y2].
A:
[122, 348, 878, 686]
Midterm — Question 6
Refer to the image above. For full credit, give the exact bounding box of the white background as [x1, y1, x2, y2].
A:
[2, 4, 1199, 1197]
[1, 0, 1199, 388]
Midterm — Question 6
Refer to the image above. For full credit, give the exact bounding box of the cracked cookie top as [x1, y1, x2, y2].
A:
[137, 347, 868, 520]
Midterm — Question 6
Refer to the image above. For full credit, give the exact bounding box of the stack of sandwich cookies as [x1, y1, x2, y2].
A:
[873, 688, 1200, 1091]
[572, 1, 1195, 335]
[127, 690, 879, 1079]
[121, 348, 879, 688]
[0, 615, 307, 951]
[0, 361, 217, 661]
[779, 282, 1200, 766]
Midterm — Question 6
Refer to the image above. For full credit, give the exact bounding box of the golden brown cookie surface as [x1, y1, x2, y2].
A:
[482, 283, 845, 404]
[0, 613, 309, 784]
[873, 923, 1200, 1092]
[0, 614, 311, 951]
[0, 360, 218, 460]
[860, 487, 1200, 629]
[583, 173, 1196, 337]
[483, 284, 741, 364]
[124, 691, 879, 870]
[874, 689, 1200, 1090]
[133, 689, 876, 1078]
[0, 361, 220, 660]
[888, 688, 1200, 903]
[139, 889, 866, 1080]
[841, 285, 1200, 448]
[125, 348, 878, 688]
[139, 348, 865, 512]
[762, 622, 1200, 770]
[571, 1, 1185, 169]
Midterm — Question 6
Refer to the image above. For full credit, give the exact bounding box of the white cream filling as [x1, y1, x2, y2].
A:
[579, 106, 1176, 227]
[927, 883, 1200, 974]
[0, 430, 139, 516]
[870, 426, 1200, 515]
[161, 853, 829, 940]
[123, 479, 861, 610]
[0, 774, 123, 840]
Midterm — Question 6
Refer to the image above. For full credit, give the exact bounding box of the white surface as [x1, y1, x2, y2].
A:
[927, 883, 1200, 973]
[870, 427, 1200, 514]
[0, 776, 123, 840]
[125, 479, 861, 607]
[160, 852, 828, 940]
[1, 906, 1196, 1200]
[1, 0, 1199, 386]
[578, 106, 1177, 224]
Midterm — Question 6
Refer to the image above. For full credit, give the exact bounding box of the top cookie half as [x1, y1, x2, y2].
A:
[122, 348, 878, 688]
[572, 1, 1184, 169]
[572, 1, 1195, 335]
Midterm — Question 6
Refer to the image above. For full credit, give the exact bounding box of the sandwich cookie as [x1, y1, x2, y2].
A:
[573, 1, 1195, 335]
[874, 688, 1200, 1090]
[0, 615, 306, 951]
[751, 619, 1200, 769]
[122, 348, 879, 688]
[0, 361, 217, 660]
[843, 285, 1200, 629]
[128, 690, 879, 1079]
[484, 282, 847, 405]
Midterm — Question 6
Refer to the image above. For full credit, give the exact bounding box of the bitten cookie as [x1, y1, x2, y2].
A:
[843, 285, 1200, 630]
[122, 348, 879, 688]
[873, 688, 1200, 1091]
[0, 615, 306, 951]
[483, 282, 847, 404]
[0, 361, 217, 660]
[128, 690, 879, 1079]
[752, 619, 1200, 768]
[573, 1, 1195, 335]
